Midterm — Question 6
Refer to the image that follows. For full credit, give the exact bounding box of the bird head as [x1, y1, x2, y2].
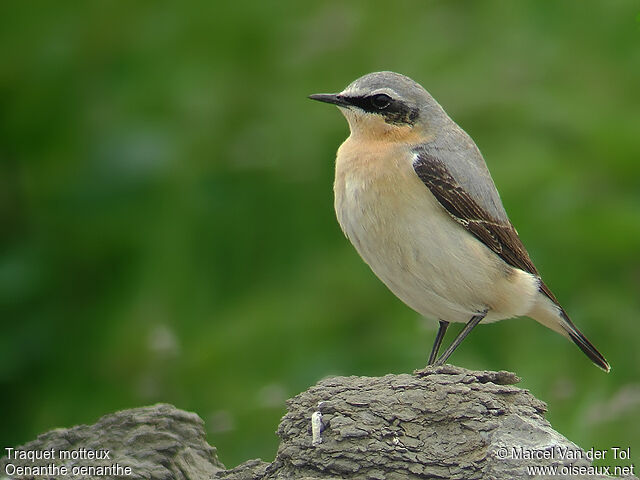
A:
[309, 71, 450, 140]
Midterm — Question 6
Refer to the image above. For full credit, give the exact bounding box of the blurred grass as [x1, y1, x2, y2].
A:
[1, 0, 639, 468]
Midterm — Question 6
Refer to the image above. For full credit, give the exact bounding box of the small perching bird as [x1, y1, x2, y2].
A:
[309, 71, 609, 372]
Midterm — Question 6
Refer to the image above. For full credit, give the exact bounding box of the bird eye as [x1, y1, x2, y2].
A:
[370, 93, 392, 110]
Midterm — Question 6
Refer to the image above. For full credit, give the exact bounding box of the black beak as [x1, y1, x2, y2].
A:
[308, 93, 351, 107]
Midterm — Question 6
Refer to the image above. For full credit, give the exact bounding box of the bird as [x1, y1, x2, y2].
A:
[309, 71, 610, 372]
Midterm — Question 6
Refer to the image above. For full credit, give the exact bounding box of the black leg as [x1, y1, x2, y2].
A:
[428, 320, 449, 365]
[433, 310, 488, 367]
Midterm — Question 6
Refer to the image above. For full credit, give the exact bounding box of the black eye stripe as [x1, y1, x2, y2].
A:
[344, 95, 419, 126]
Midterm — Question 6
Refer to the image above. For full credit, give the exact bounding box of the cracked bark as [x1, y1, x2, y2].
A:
[2, 366, 635, 480]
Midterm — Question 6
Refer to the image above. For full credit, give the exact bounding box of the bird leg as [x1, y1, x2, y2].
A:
[427, 320, 449, 365]
[433, 309, 488, 367]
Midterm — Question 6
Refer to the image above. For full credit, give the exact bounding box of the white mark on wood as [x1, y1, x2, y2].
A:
[311, 411, 323, 446]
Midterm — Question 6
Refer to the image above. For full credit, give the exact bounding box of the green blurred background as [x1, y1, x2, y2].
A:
[1, 0, 639, 469]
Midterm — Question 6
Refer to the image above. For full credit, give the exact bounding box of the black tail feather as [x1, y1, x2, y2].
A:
[561, 311, 610, 372]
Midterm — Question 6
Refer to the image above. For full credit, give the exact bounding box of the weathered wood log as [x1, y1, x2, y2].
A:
[1, 404, 224, 480]
[2, 366, 635, 480]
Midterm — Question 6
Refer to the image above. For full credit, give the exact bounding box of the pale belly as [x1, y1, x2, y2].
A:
[333, 145, 539, 324]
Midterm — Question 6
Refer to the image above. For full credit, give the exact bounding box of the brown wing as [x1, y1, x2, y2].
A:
[412, 148, 612, 371]
[412, 148, 559, 304]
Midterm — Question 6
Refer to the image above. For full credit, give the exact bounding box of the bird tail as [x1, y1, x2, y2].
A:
[529, 294, 610, 372]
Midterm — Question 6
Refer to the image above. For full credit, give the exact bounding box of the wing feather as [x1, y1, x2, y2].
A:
[412, 147, 559, 304]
